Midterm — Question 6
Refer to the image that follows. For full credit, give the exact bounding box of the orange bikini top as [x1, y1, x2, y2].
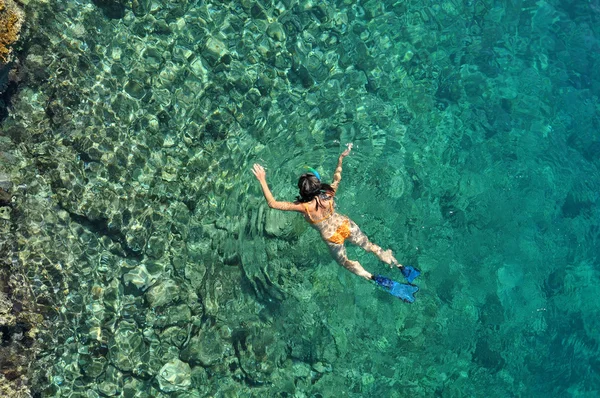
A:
[303, 198, 334, 224]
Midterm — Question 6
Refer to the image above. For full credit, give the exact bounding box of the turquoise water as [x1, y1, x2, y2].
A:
[1, 0, 599, 396]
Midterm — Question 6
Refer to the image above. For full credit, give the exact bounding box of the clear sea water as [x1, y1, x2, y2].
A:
[1, 0, 599, 396]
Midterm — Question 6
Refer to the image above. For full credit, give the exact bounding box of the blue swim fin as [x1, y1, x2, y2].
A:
[400, 265, 420, 283]
[373, 275, 419, 303]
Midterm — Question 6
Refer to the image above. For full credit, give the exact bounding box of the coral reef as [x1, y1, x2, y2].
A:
[0, 163, 36, 398]
[0, 0, 24, 120]
[0, 0, 23, 64]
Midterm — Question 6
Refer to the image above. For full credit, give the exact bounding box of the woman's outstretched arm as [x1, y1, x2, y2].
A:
[252, 163, 305, 212]
[331, 143, 353, 192]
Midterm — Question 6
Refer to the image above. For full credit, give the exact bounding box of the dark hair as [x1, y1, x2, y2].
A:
[296, 173, 334, 208]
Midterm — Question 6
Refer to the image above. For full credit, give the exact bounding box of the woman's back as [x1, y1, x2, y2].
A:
[301, 195, 348, 239]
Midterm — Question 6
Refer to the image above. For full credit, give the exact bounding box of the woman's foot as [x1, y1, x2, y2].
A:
[379, 249, 401, 268]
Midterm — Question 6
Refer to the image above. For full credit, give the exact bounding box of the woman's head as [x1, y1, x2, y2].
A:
[297, 173, 321, 201]
[296, 173, 334, 203]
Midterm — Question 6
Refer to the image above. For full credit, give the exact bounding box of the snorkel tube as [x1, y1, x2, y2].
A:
[304, 166, 321, 181]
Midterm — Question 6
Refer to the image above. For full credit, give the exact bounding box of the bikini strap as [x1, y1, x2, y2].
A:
[303, 203, 315, 223]
[305, 198, 334, 224]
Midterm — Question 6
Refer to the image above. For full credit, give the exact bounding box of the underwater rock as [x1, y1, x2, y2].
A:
[120, 294, 148, 326]
[0, 187, 10, 206]
[152, 304, 192, 328]
[312, 361, 332, 373]
[189, 57, 208, 80]
[561, 192, 594, 218]
[124, 79, 147, 100]
[180, 327, 225, 366]
[237, 327, 286, 384]
[292, 362, 311, 378]
[145, 234, 167, 259]
[0, 291, 15, 327]
[168, 201, 191, 235]
[92, 0, 128, 19]
[146, 279, 180, 308]
[108, 320, 147, 372]
[123, 264, 157, 292]
[266, 22, 286, 42]
[0, 172, 11, 191]
[287, 323, 338, 365]
[97, 365, 123, 396]
[131, 0, 150, 17]
[184, 260, 207, 290]
[157, 359, 192, 392]
[204, 37, 228, 65]
[122, 377, 149, 397]
[160, 326, 189, 349]
[79, 354, 107, 378]
[472, 338, 505, 371]
[304, 52, 329, 83]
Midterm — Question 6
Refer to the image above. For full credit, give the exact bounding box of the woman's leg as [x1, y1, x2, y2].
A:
[347, 220, 401, 267]
[328, 243, 372, 280]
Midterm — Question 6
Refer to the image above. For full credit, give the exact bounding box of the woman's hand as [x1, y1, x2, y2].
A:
[252, 163, 266, 181]
[341, 142, 353, 158]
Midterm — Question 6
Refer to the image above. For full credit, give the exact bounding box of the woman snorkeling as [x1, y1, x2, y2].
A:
[252, 143, 420, 303]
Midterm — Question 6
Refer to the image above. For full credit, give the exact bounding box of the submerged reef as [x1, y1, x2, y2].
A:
[0, 0, 23, 64]
[0, 0, 599, 396]
[0, 166, 38, 397]
[0, 0, 24, 122]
